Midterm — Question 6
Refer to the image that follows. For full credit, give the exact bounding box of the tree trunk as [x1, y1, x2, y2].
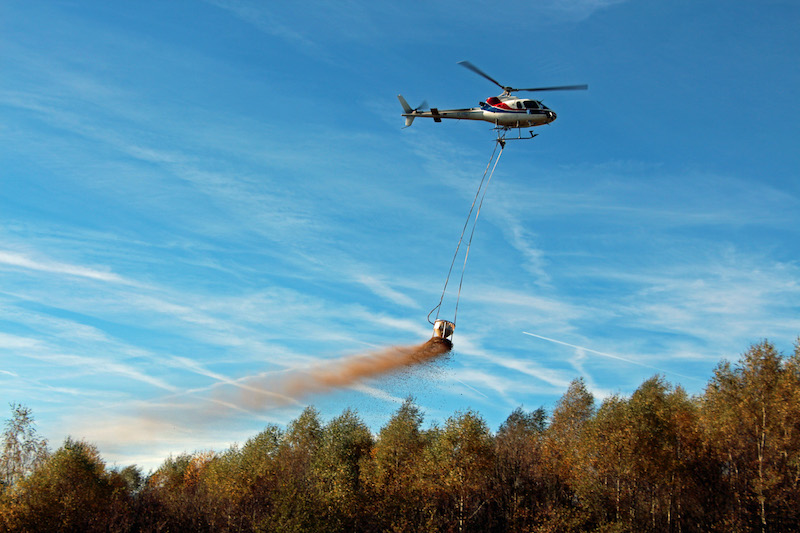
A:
[757, 404, 767, 533]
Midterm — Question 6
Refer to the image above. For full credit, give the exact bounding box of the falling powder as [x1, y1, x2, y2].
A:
[228, 337, 453, 410]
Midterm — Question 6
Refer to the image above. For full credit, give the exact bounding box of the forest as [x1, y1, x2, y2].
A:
[1, 339, 799, 532]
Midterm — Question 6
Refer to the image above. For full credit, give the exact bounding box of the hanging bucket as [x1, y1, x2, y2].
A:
[432, 319, 455, 340]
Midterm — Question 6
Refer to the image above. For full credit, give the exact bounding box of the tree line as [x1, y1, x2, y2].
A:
[1, 339, 799, 532]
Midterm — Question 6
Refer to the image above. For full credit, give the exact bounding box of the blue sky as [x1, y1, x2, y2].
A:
[2, 0, 799, 470]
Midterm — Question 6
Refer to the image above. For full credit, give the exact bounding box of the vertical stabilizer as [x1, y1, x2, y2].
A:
[397, 94, 415, 127]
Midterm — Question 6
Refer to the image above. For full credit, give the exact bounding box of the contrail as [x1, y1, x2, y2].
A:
[225, 337, 453, 410]
[454, 378, 490, 398]
[522, 331, 701, 382]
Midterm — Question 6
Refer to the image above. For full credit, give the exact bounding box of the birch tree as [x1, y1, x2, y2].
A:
[0, 404, 48, 488]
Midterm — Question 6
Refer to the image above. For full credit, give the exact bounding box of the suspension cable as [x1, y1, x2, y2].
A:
[428, 139, 505, 325]
[453, 141, 504, 325]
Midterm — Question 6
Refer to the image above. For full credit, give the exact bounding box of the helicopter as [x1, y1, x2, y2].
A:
[399, 61, 587, 137]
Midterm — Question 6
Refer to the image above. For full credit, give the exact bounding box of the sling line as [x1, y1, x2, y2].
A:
[428, 139, 505, 331]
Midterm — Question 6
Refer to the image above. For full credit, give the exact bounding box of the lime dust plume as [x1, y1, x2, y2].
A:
[230, 337, 453, 410]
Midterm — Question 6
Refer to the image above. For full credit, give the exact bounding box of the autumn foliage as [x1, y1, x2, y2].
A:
[2, 339, 799, 532]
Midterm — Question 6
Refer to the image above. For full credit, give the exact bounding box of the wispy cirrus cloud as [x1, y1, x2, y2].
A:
[0, 250, 131, 284]
[0, 330, 176, 393]
[204, 0, 320, 52]
[620, 253, 800, 349]
[542, 0, 629, 21]
[355, 274, 420, 309]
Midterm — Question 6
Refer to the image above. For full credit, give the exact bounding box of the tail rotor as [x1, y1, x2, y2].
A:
[397, 95, 428, 128]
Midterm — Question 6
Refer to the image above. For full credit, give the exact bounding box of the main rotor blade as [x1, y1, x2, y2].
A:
[457, 60, 506, 91]
[519, 84, 589, 92]
[459, 60, 588, 94]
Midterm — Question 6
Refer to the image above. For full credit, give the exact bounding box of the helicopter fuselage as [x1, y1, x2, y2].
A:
[399, 60, 585, 131]
[400, 95, 556, 129]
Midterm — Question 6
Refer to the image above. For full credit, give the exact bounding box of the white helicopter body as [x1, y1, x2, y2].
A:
[399, 94, 556, 129]
[399, 61, 586, 133]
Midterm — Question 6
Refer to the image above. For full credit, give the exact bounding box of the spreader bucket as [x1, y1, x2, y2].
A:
[432, 319, 455, 341]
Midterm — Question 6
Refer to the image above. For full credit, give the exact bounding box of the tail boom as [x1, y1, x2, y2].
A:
[398, 94, 484, 126]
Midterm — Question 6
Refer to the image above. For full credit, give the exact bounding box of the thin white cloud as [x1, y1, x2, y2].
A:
[631, 264, 800, 348]
[0, 332, 43, 350]
[8, 343, 177, 393]
[204, 0, 322, 54]
[542, 0, 629, 20]
[0, 250, 130, 284]
[500, 216, 551, 285]
[355, 274, 420, 309]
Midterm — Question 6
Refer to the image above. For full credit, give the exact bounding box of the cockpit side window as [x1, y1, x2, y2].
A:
[523, 100, 540, 109]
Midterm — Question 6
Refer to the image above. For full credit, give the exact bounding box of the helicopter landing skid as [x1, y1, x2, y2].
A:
[494, 127, 538, 147]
